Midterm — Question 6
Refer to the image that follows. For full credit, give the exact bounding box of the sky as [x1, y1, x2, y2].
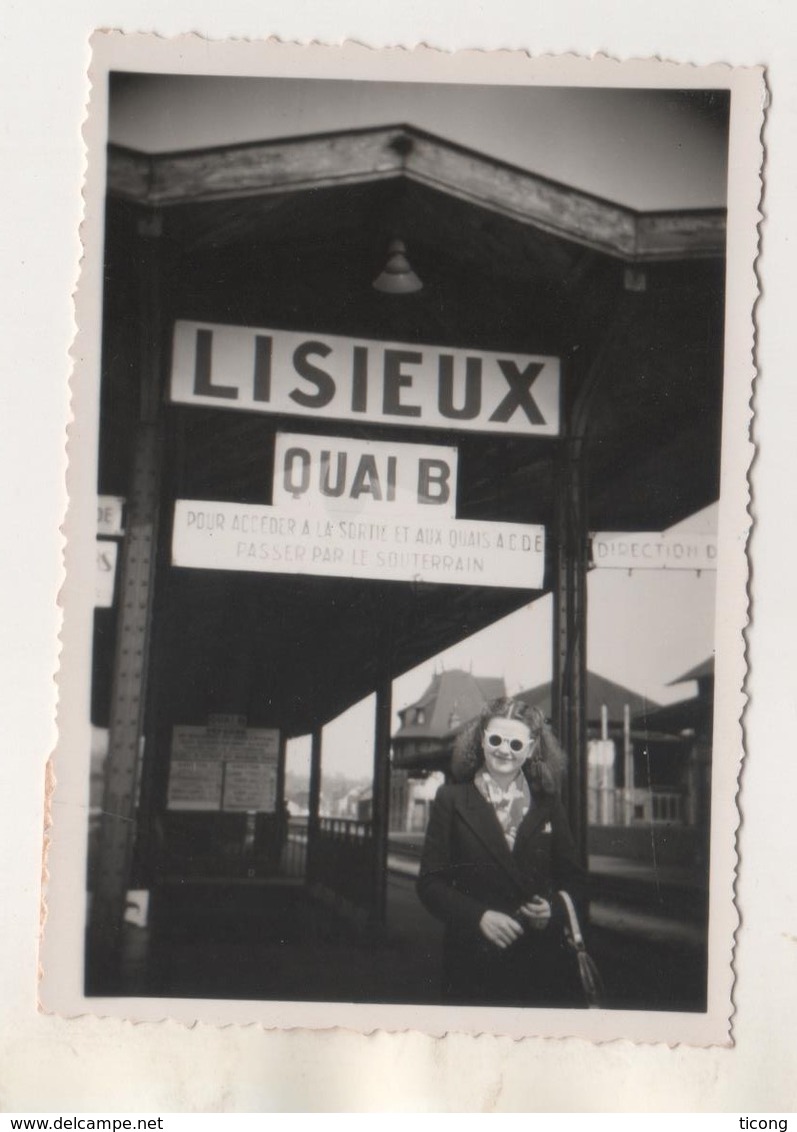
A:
[109, 76, 728, 211]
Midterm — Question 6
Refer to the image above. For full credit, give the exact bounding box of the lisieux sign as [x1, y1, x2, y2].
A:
[272, 433, 458, 516]
[172, 501, 546, 590]
[171, 320, 561, 437]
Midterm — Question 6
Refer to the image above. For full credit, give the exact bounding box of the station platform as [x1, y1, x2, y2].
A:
[389, 836, 708, 947]
[94, 852, 708, 1012]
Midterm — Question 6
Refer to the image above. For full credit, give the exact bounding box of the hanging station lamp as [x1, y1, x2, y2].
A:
[372, 238, 423, 294]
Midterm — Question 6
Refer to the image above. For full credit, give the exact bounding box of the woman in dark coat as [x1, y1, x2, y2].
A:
[417, 697, 586, 1007]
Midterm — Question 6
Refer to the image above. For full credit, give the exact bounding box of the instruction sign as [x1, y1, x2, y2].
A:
[273, 433, 458, 516]
[95, 540, 118, 608]
[97, 495, 125, 537]
[591, 532, 717, 571]
[171, 320, 560, 437]
[167, 724, 280, 812]
[172, 500, 546, 590]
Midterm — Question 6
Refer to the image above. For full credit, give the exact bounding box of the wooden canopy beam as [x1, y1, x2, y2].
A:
[107, 125, 725, 262]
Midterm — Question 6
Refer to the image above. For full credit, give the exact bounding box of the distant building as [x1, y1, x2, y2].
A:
[641, 657, 714, 834]
[519, 666, 713, 870]
[393, 669, 506, 774]
[390, 663, 713, 858]
[337, 783, 373, 822]
[390, 669, 506, 832]
[516, 673, 673, 827]
[646, 657, 714, 743]
[285, 795, 310, 818]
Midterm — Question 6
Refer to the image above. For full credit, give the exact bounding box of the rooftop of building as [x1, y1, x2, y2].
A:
[669, 656, 715, 685]
[518, 671, 661, 725]
[394, 669, 506, 741]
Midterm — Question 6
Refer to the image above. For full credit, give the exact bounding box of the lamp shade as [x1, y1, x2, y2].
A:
[372, 238, 423, 294]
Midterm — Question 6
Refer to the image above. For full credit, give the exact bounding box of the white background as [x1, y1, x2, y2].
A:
[1, 0, 795, 1114]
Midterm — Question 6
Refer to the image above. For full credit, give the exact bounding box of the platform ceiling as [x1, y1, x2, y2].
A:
[99, 126, 726, 737]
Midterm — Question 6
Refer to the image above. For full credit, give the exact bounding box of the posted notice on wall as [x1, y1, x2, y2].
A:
[166, 760, 224, 812]
[222, 762, 278, 812]
[167, 724, 280, 812]
[172, 500, 546, 589]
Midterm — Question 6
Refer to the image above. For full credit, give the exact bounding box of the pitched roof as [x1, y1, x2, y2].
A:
[517, 671, 660, 722]
[635, 698, 705, 734]
[395, 670, 506, 740]
[475, 676, 507, 704]
[396, 668, 660, 741]
[668, 656, 715, 685]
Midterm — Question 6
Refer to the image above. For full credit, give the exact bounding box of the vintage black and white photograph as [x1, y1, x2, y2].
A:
[41, 37, 760, 1042]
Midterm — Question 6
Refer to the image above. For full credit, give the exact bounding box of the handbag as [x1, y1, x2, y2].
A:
[558, 890, 604, 1008]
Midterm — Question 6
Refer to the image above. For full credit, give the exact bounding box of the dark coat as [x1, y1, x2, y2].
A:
[417, 781, 586, 1006]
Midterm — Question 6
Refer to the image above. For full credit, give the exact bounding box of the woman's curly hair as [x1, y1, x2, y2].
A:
[451, 696, 567, 796]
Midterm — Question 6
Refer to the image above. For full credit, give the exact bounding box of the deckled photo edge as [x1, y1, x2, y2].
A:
[40, 33, 764, 1048]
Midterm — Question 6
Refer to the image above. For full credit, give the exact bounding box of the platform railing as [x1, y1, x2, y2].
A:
[282, 816, 309, 878]
[307, 817, 375, 912]
[589, 787, 685, 826]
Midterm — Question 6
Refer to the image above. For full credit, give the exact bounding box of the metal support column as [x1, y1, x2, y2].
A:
[87, 212, 165, 983]
[306, 727, 322, 883]
[623, 703, 635, 826]
[276, 731, 287, 811]
[275, 730, 287, 871]
[371, 679, 392, 926]
[552, 438, 589, 870]
[551, 295, 634, 871]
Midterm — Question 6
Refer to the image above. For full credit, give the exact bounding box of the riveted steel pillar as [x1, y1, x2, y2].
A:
[552, 437, 589, 870]
[88, 210, 164, 985]
[552, 296, 634, 871]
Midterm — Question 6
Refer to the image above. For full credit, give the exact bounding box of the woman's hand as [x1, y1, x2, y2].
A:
[519, 896, 552, 931]
[479, 910, 524, 949]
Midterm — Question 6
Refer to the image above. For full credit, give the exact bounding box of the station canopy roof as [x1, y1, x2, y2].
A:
[102, 125, 726, 737]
